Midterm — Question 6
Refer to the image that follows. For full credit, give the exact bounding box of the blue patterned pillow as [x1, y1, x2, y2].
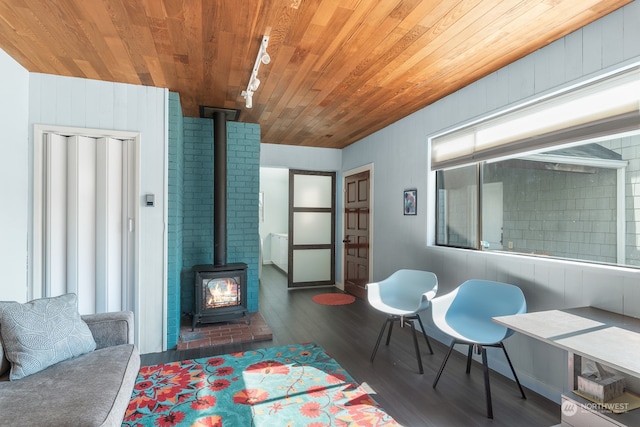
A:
[0, 293, 96, 380]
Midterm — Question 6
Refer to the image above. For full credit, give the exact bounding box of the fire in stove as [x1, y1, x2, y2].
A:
[192, 263, 249, 329]
[204, 277, 241, 309]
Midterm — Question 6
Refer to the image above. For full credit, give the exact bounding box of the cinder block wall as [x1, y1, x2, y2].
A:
[227, 122, 261, 312]
[181, 116, 214, 314]
[167, 99, 261, 348]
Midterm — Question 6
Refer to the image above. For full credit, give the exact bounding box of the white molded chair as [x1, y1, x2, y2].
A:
[431, 279, 527, 418]
[366, 269, 438, 374]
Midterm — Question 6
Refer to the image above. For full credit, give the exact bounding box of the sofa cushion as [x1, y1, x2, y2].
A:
[0, 343, 140, 427]
[0, 293, 96, 380]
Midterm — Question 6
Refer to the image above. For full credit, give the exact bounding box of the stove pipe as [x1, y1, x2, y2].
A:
[213, 111, 227, 266]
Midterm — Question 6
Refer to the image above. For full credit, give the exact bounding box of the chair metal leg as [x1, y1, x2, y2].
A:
[500, 342, 527, 399]
[435, 340, 522, 418]
[433, 340, 456, 388]
[415, 314, 433, 354]
[465, 344, 474, 373]
[385, 317, 395, 345]
[370, 318, 390, 363]
[407, 319, 424, 374]
[481, 346, 494, 419]
[372, 314, 431, 374]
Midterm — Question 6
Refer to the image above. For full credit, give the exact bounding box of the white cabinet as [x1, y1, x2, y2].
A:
[279, 235, 288, 273]
[270, 234, 279, 267]
[270, 233, 288, 273]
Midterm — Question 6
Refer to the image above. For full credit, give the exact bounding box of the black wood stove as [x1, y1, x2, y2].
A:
[192, 107, 248, 330]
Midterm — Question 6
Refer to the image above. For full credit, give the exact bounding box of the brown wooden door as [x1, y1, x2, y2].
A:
[343, 170, 370, 299]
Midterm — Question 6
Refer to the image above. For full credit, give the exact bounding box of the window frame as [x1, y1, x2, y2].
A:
[429, 65, 640, 269]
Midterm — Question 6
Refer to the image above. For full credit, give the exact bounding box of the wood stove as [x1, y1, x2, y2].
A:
[193, 263, 248, 329]
[191, 106, 248, 330]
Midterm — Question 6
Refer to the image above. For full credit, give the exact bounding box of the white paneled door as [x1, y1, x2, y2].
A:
[36, 132, 136, 314]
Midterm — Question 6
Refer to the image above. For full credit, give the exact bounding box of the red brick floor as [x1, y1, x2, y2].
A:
[177, 312, 273, 350]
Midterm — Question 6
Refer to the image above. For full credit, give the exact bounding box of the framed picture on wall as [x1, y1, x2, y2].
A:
[404, 189, 417, 215]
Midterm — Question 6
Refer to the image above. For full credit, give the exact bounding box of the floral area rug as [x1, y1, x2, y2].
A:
[123, 342, 401, 426]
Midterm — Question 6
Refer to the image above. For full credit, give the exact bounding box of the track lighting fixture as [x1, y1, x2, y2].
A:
[241, 35, 270, 109]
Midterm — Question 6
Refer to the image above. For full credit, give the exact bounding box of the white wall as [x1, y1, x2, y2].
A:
[259, 167, 289, 262]
[261, 143, 342, 171]
[28, 73, 168, 354]
[0, 49, 29, 303]
[343, 1, 640, 403]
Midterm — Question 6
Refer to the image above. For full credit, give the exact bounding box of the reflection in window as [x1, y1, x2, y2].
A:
[435, 135, 640, 268]
[436, 165, 478, 249]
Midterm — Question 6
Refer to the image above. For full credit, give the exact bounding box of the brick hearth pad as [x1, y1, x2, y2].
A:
[177, 312, 273, 350]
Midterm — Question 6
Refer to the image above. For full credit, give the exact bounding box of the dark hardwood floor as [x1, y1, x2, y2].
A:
[142, 265, 561, 426]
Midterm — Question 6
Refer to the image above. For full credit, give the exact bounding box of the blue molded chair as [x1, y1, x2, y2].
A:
[366, 269, 438, 374]
[431, 279, 527, 418]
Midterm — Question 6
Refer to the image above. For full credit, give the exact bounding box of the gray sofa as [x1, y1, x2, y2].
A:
[0, 311, 140, 427]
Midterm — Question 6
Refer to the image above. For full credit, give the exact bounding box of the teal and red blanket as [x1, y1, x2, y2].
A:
[123, 342, 400, 426]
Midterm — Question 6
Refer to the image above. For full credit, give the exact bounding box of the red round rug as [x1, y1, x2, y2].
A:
[312, 293, 356, 306]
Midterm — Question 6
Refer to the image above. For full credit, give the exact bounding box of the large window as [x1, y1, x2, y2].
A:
[433, 67, 640, 268]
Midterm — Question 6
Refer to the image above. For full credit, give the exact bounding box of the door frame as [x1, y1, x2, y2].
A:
[31, 124, 140, 312]
[341, 163, 374, 290]
[288, 169, 336, 288]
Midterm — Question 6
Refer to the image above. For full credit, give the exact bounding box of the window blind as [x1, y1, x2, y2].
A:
[431, 67, 640, 171]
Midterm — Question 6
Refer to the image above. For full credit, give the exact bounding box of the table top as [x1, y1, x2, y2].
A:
[494, 307, 640, 377]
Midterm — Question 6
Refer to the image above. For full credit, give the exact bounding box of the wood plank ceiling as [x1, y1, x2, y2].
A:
[0, 0, 631, 148]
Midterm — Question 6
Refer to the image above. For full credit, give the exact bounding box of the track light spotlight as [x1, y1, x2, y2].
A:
[261, 52, 270, 64]
[241, 90, 253, 109]
[249, 78, 260, 91]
